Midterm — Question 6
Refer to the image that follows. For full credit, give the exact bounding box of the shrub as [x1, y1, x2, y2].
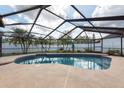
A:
[57, 47, 64, 53]
[59, 47, 64, 51]
[67, 50, 71, 52]
[107, 49, 120, 55]
[77, 50, 81, 53]
[84, 48, 92, 52]
[107, 50, 115, 55]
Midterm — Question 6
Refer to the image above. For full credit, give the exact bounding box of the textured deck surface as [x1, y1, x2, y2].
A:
[0, 53, 124, 88]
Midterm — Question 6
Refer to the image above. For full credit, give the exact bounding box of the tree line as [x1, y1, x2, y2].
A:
[3, 28, 97, 54]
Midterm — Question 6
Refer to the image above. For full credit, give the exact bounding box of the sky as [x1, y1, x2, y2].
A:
[0, 5, 124, 39]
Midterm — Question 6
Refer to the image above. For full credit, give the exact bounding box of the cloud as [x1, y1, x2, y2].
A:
[10, 5, 68, 25]
[10, 5, 37, 20]
[2, 5, 67, 38]
[3, 17, 17, 24]
[73, 11, 82, 19]
[92, 5, 124, 27]
[92, 5, 124, 17]
[36, 10, 64, 29]
[8, 5, 67, 31]
[6, 5, 116, 38]
[47, 5, 69, 18]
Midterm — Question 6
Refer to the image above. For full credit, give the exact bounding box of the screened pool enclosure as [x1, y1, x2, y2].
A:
[0, 5, 124, 56]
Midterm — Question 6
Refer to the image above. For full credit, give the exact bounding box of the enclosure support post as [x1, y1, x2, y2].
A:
[93, 34, 95, 51]
[0, 33, 2, 57]
[84, 31, 89, 50]
[93, 39, 95, 51]
[88, 39, 89, 50]
[57, 39, 59, 52]
[72, 40, 75, 52]
[121, 35, 123, 56]
[101, 38, 103, 53]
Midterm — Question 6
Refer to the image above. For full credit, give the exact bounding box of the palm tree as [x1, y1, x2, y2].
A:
[9, 28, 34, 54]
[59, 35, 72, 51]
[46, 36, 55, 52]
[34, 37, 45, 52]
[34, 36, 55, 52]
[75, 36, 90, 44]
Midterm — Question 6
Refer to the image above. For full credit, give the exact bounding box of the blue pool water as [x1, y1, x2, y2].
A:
[15, 54, 111, 70]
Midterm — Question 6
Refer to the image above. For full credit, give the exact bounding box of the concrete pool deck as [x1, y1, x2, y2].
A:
[0, 53, 124, 88]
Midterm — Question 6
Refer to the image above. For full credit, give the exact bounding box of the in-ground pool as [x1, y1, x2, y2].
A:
[15, 54, 111, 70]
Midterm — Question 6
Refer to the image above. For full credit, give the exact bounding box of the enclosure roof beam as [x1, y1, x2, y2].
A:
[44, 8, 65, 20]
[66, 15, 124, 22]
[84, 31, 89, 39]
[83, 29, 122, 35]
[59, 27, 77, 39]
[71, 5, 102, 38]
[2, 31, 45, 35]
[2, 5, 50, 17]
[27, 8, 43, 37]
[1, 32, 46, 38]
[46, 8, 93, 39]
[78, 26, 124, 31]
[44, 8, 78, 27]
[79, 26, 124, 35]
[4, 23, 67, 35]
[43, 21, 66, 39]
[44, 8, 81, 31]
[74, 30, 84, 39]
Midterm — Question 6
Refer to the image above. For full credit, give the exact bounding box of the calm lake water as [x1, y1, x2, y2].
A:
[2, 38, 124, 54]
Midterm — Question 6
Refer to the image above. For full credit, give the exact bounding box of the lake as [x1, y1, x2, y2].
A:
[2, 37, 124, 54]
